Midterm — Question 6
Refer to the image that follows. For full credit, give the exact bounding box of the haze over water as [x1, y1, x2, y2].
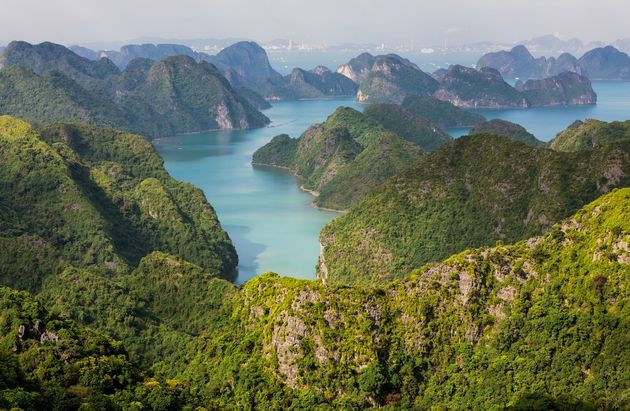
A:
[155, 81, 630, 283]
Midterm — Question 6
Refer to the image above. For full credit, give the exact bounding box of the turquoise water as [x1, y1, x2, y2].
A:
[154, 98, 362, 283]
[448, 81, 630, 140]
[155, 81, 630, 283]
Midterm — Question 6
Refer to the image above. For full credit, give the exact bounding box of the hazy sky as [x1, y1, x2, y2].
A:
[1, 0, 627, 46]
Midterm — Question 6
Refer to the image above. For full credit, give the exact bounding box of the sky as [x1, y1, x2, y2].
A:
[1, 0, 628, 47]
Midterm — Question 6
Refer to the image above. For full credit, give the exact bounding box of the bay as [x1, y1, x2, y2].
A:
[155, 81, 630, 284]
[154, 98, 362, 283]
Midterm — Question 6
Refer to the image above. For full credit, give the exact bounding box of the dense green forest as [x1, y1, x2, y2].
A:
[550, 119, 630, 151]
[252, 105, 453, 210]
[320, 133, 630, 285]
[2, 181, 628, 408]
[469, 119, 547, 147]
[0, 41, 269, 138]
[0, 96, 628, 409]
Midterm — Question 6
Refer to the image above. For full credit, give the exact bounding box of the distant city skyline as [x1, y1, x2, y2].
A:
[0, 0, 628, 47]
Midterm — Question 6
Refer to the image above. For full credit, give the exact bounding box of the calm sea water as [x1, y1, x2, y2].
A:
[154, 98, 362, 283]
[450, 81, 630, 140]
[154, 81, 630, 283]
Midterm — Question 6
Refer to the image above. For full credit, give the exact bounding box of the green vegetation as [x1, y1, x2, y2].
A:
[0, 42, 269, 138]
[253, 107, 427, 210]
[470, 119, 547, 147]
[550, 119, 630, 151]
[435, 65, 596, 108]
[317, 132, 422, 210]
[320, 134, 630, 284]
[356, 55, 439, 104]
[401, 95, 486, 128]
[0, 116, 236, 293]
[182, 189, 629, 408]
[363, 103, 452, 151]
[0, 110, 628, 408]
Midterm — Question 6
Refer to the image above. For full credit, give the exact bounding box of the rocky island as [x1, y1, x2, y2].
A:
[0, 41, 270, 137]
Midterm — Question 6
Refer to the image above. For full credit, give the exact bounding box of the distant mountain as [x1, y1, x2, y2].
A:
[207, 41, 282, 84]
[259, 66, 358, 100]
[320, 134, 630, 285]
[469, 119, 546, 147]
[0, 41, 270, 137]
[100, 43, 202, 69]
[401, 95, 486, 128]
[516, 71, 597, 106]
[477, 44, 630, 80]
[335, 52, 376, 82]
[435, 65, 595, 108]
[67, 40, 358, 102]
[578, 46, 630, 80]
[111, 55, 270, 135]
[476, 45, 584, 79]
[345, 54, 438, 104]
[435, 65, 527, 108]
[253, 107, 425, 210]
[0, 41, 120, 87]
[549, 119, 630, 151]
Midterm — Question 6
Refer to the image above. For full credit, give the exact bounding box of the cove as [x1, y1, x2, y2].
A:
[154, 98, 362, 283]
[155, 81, 630, 284]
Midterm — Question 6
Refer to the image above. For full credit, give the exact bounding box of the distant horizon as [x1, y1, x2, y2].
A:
[0, 33, 627, 53]
[1, 0, 628, 49]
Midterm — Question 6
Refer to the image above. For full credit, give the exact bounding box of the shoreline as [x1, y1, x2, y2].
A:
[252, 162, 346, 214]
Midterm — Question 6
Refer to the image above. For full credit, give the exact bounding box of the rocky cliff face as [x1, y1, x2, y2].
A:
[335, 52, 376, 82]
[578, 45, 630, 80]
[261, 66, 358, 100]
[355, 55, 438, 104]
[434, 65, 528, 108]
[435, 65, 596, 108]
[208, 41, 283, 84]
[0, 41, 270, 137]
[515, 71, 597, 106]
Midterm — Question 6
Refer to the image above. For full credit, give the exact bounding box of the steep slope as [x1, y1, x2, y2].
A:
[356, 55, 439, 104]
[1, 141, 628, 409]
[0, 66, 132, 129]
[476, 45, 584, 79]
[469, 119, 546, 147]
[335, 52, 376, 82]
[112, 55, 269, 136]
[208, 41, 282, 84]
[0, 40, 119, 88]
[516, 71, 597, 106]
[578, 46, 630, 80]
[550, 119, 630, 151]
[181, 189, 630, 409]
[435, 65, 527, 108]
[253, 107, 424, 210]
[320, 134, 630, 284]
[436, 65, 596, 108]
[363, 104, 452, 151]
[260, 66, 358, 100]
[0, 41, 270, 138]
[0, 117, 237, 292]
[316, 132, 422, 210]
[401, 95, 486, 128]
